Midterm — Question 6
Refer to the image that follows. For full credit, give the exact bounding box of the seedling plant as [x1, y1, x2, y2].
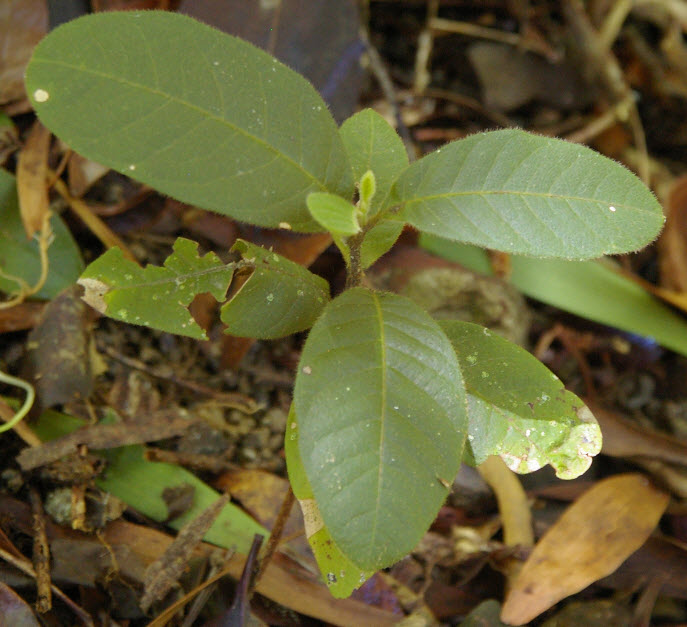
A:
[24, 11, 664, 596]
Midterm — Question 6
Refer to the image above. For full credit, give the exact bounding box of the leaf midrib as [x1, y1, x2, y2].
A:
[99, 263, 233, 291]
[32, 57, 330, 192]
[403, 189, 654, 214]
[370, 292, 387, 559]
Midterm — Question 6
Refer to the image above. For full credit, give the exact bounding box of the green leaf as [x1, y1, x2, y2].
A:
[440, 320, 601, 479]
[360, 218, 404, 269]
[285, 405, 373, 597]
[306, 192, 360, 236]
[422, 235, 687, 358]
[30, 408, 266, 554]
[0, 169, 83, 299]
[25, 11, 353, 231]
[221, 239, 329, 338]
[339, 108, 409, 215]
[393, 129, 664, 259]
[78, 238, 234, 339]
[294, 287, 467, 570]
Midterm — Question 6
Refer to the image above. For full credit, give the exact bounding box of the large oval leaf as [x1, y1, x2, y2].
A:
[440, 320, 601, 479]
[393, 129, 664, 259]
[294, 287, 467, 570]
[25, 11, 353, 231]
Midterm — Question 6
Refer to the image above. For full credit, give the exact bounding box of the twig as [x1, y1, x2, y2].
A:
[250, 485, 295, 591]
[564, 93, 635, 144]
[429, 17, 556, 58]
[50, 173, 138, 263]
[563, 0, 650, 184]
[99, 344, 260, 413]
[597, 0, 633, 54]
[0, 546, 94, 626]
[413, 0, 439, 94]
[358, 26, 416, 161]
[29, 489, 52, 613]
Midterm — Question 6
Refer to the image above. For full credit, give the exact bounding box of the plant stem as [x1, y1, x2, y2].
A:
[345, 231, 365, 289]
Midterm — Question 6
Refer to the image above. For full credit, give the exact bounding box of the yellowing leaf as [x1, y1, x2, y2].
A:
[502, 473, 669, 624]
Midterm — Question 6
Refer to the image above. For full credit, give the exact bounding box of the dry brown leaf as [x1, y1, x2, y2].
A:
[140, 493, 230, 612]
[216, 469, 313, 565]
[0, 0, 47, 108]
[0, 494, 398, 626]
[67, 153, 109, 198]
[16, 411, 193, 471]
[501, 473, 669, 625]
[23, 285, 94, 414]
[0, 301, 44, 333]
[467, 42, 594, 112]
[0, 581, 40, 627]
[16, 120, 50, 239]
[589, 399, 687, 466]
[659, 172, 687, 292]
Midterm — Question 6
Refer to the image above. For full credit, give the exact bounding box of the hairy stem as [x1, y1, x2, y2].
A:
[345, 231, 365, 289]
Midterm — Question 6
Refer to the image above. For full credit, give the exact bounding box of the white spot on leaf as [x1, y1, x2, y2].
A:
[33, 89, 49, 102]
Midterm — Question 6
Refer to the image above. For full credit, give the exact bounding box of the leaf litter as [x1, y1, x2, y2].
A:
[4, 1, 687, 625]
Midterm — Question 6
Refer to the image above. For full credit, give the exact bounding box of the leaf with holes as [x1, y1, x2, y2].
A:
[294, 287, 467, 570]
[221, 239, 329, 338]
[285, 405, 373, 597]
[440, 320, 601, 479]
[25, 11, 353, 231]
[78, 238, 234, 339]
[392, 129, 664, 259]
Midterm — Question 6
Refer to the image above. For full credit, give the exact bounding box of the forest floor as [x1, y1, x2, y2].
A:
[2, 1, 687, 625]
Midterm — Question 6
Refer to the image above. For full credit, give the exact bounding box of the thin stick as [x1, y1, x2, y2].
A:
[358, 27, 416, 161]
[0, 546, 94, 626]
[250, 485, 295, 591]
[29, 489, 52, 613]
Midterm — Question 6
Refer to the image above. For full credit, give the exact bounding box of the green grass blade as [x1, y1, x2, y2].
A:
[422, 234, 687, 358]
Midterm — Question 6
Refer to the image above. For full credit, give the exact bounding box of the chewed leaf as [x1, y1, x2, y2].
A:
[220, 240, 329, 338]
[25, 11, 353, 231]
[440, 320, 601, 479]
[78, 238, 234, 339]
[284, 405, 373, 597]
[393, 129, 664, 259]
